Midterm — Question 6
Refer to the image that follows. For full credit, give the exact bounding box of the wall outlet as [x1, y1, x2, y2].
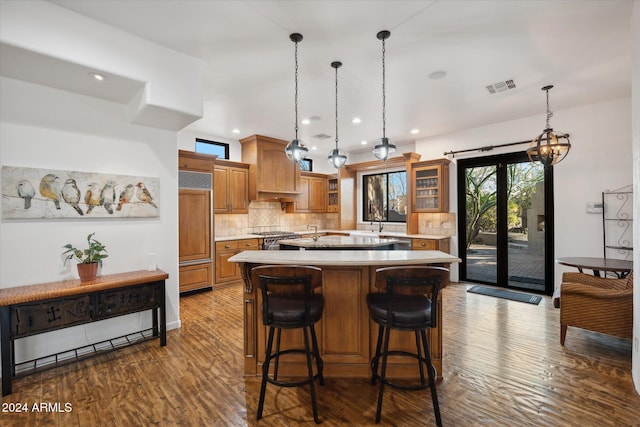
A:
[635, 337, 639, 353]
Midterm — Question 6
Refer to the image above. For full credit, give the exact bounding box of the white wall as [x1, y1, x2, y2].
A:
[0, 77, 180, 363]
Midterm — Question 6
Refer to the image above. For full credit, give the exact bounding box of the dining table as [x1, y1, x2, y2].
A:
[556, 256, 633, 278]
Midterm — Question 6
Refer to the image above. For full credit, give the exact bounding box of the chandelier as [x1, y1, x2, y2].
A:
[526, 85, 571, 167]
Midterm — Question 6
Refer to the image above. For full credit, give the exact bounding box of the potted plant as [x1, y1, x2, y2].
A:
[62, 232, 108, 282]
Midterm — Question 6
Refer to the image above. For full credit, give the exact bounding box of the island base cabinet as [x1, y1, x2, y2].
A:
[243, 265, 444, 380]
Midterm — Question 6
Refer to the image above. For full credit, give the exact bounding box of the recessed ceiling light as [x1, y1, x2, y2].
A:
[89, 72, 106, 81]
[352, 117, 361, 124]
[428, 70, 447, 80]
[302, 119, 311, 125]
[311, 146, 318, 150]
[361, 140, 368, 145]
[232, 128, 240, 134]
[410, 129, 419, 134]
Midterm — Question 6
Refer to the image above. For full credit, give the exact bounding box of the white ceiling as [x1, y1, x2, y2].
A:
[46, 0, 634, 154]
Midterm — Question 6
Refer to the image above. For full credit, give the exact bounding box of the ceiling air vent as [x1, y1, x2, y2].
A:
[312, 133, 332, 140]
[486, 79, 516, 94]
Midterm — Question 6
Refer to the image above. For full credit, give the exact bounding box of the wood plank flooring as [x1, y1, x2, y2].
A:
[1, 282, 638, 426]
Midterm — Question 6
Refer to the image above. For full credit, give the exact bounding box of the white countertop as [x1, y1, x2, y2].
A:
[278, 235, 400, 248]
[215, 231, 451, 242]
[228, 249, 460, 266]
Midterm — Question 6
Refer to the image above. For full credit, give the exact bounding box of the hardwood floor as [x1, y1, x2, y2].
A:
[2, 282, 638, 426]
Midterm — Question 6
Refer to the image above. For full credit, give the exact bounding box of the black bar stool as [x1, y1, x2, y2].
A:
[367, 266, 449, 425]
[251, 265, 324, 424]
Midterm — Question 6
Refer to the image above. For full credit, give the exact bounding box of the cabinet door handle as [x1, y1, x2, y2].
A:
[420, 242, 426, 247]
[225, 244, 231, 249]
[245, 243, 252, 247]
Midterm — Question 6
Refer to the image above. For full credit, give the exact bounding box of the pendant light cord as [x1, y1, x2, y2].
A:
[294, 39, 299, 140]
[381, 36, 386, 139]
[335, 64, 339, 149]
[545, 87, 553, 129]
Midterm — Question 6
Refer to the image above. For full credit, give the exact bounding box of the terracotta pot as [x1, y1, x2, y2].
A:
[77, 263, 98, 282]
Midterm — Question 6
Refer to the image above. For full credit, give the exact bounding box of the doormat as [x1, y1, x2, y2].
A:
[467, 285, 542, 305]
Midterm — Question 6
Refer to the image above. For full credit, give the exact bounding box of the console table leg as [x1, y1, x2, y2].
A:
[1, 306, 12, 396]
[159, 283, 166, 347]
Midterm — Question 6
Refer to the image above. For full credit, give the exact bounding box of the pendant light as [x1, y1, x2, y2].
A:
[285, 33, 309, 162]
[372, 30, 396, 161]
[328, 61, 347, 168]
[526, 85, 571, 167]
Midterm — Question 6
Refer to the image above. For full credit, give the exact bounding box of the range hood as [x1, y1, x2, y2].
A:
[239, 134, 302, 202]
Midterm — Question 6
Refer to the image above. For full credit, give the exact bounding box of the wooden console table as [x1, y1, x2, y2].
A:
[0, 269, 168, 396]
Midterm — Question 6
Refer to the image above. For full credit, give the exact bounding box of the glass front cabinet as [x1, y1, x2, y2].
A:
[411, 159, 450, 213]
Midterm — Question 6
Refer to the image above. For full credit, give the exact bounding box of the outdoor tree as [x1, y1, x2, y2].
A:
[465, 162, 544, 249]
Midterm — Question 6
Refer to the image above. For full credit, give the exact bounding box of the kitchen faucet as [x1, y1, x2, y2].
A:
[307, 224, 319, 241]
[370, 216, 384, 233]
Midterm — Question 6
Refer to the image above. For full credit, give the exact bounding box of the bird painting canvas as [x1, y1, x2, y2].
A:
[1, 166, 160, 219]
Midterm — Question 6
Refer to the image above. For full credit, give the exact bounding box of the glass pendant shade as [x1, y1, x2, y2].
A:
[328, 148, 347, 168]
[527, 128, 571, 166]
[285, 139, 308, 162]
[373, 137, 396, 161]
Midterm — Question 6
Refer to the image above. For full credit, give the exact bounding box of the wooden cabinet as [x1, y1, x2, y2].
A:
[215, 239, 260, 287]
[327, 177, 339, 213]
[411, 159, 450, 213]
[411, 238, 450, 253]
[286, 172, 327, 213]
[239, 134, 301, 200]
[178, 150, 214, 294]
[214, 159, 249, 214]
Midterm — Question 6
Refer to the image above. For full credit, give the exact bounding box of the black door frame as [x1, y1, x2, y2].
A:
[456, 151, 555, 295]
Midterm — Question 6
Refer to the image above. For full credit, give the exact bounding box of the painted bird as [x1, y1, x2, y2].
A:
[117, 184, 134, 211]
[39, 174, 61, 209]
[85, 182, 101, 214]
[136, 182, 158, 209]
[17, 180, 35, 209]
[100, 181, 117, 214]
[61, 178, 84, 216]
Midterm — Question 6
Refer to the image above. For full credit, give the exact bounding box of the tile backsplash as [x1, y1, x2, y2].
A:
[215, 201, 335, 236]
[214, 202, 455, 237]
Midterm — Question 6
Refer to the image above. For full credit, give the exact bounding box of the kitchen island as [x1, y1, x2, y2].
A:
[228, 250, 460, 380]
[278, 235, 400, 250]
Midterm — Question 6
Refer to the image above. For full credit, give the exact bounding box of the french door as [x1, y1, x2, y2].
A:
[457, 151, 555, 295]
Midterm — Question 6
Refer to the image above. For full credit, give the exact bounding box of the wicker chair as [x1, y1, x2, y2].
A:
[559, 272, 633, 345]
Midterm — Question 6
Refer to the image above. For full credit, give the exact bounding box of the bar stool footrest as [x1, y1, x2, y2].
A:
[371, 350, 436, 391]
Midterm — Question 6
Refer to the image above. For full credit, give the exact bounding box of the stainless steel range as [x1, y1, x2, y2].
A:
[253, 231, 299, 250]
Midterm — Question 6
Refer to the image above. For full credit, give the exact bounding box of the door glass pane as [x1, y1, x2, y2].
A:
[507, 162, 545, 291]
[465, 166, 498, 284]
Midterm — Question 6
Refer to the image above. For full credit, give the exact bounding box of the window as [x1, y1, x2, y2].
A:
[299, 159, 313, 172]
[195, 138, 229, 159]
[363, 171, 407, 223]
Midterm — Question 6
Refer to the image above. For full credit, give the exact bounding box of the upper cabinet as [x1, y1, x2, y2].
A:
[327, 176, 339, 213]
[214, 159, 249, 214]
[411, 158, 450, 213]
[286, 172, 327, 213]
[239, 134, 301, 200]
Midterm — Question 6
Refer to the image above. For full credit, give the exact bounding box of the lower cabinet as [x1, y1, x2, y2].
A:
[411, 238, 450, 253]
[215, 239, 260, 287]
[179, 262, 213, 293]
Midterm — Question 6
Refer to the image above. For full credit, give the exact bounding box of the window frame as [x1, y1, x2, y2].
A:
[195, 138, 229, 159]
[362, 170, 407, 224]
